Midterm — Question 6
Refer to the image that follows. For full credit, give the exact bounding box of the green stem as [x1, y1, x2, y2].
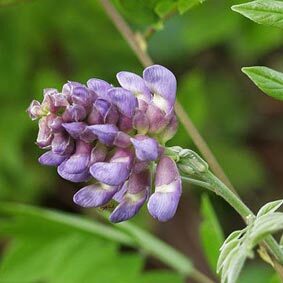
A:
[181, 176, 214, 192]
[201, 171, 283, 264]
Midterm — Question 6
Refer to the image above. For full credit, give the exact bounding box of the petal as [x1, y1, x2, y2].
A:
[48, 115, 63, 133]
[131, 136, 159, 161]
[159, 114, 178, 144]
[118, 114, 133, 133]
[94, 99, 111, 118]
[108, 87, 137, 118]
[133, 110, 149, 134]
[27, 100, 43, 120]
[116, 72, 151, 102]
[113, 132, 131, 148]
[62, 122, 87, 139]
[109, 191, 147, 223]
[36, 117, 52, 148]
[110, 170, 150, 222]
[112, 183, 127, 202]
[57, 166, 91, 183]
[71, 85, 92, 107]
[62, 81, 83, 97]
[59, 141, 91, 174]
[143, 65, 176, 110]
[146, 103, 169, 134]
[73, 184, 118, 208]
[155, 155, 179, 186]
[87, 78, 112, 100]
[86, 124, 118, 145]
[90, 162, 130, 186]
[90, 143, 107, 164]
[87, 104, 103, 125]
[111, 148, 134, 165]
[147, 180, 181, 222]
[38, 151, 68, 166]
[51, 132, 74, 155]
[62, 105, 87, 122]
[104, 105, 119, 124]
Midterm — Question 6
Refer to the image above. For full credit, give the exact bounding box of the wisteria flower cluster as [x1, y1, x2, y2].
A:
[28, 65, 182, 222]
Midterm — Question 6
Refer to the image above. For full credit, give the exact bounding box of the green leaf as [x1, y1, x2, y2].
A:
[199, 194, 224, 273]
[257, 200, 283, 217]
[0, 203, 186, 283]
[218, 200, 283, 283]
[232, 0, 283, 29]
[242, 66, 283, 101]
[177, 0, 205, 14]
[251, 212, 283, 243]
[155, 0, 176, 18]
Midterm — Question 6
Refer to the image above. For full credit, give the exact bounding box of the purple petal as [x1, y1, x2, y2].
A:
[155, 155, 180, 186]
[71, 85, 92, 107]
[27, 100, 43, 120]
[62, 81, 83, 97]
[160, 114, 178, 144]
[147, 156, 182, 221]
[118, 114, 133, 133]
[109, 191, 147, 223]
[133, 160, 150, 173]
[143, 65, 176, 111]
[147, 180, 181, 222]
[86, 124, 118, 145]
[110, 170, 150, 222]
[116, 72, 151, 102]
[36, 117, 52, 148]
[133, 110, 149, 134]
[108, 87, 137, 118]
[112, 183, 127, 202]
[38, 151, 68, 166]
[146, 103, 169, 134]
[113, 132, 131, 148]
[48, 115, 63, 133]
[94, 99, 111, 118]
[57, 166, 91, 183]
[59, 141, 91, 174]
[62, 104, 87, 122]
[111, 148, 134, 165]
[87, 105, 103, 125]
[62, 122, 87, 139]
[90, 162, 130, 186]
[104, 105, 119, 124]
[131, 136, 159, 161]
[87, 78, 112, 100]
[73, 184, 118, 208]
[90, 143, 107, 164]
[51, 132, 74, 155]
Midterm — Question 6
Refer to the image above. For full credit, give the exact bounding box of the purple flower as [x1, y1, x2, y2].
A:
[28, 65, 181, 222]
[148, 155, 182, 222]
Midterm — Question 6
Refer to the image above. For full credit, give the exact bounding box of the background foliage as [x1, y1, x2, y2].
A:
[0, 0, 283, 282]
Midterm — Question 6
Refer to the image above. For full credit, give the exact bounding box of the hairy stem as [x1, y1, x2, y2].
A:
[181, 176, 214, 192]
[99, 0, 234, 192]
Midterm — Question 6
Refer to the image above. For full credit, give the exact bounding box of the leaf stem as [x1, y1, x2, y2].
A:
[99, 0, 235, 192]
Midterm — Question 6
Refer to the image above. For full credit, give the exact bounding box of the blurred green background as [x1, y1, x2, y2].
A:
[0, 0, 283, 282]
